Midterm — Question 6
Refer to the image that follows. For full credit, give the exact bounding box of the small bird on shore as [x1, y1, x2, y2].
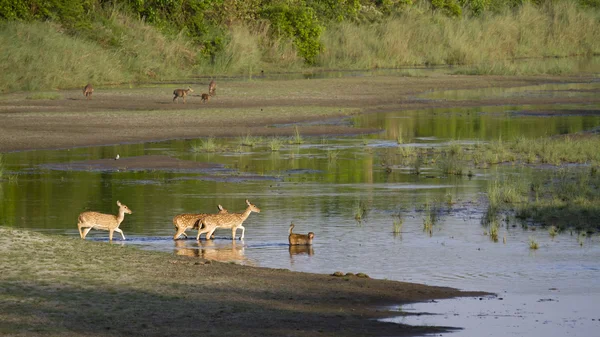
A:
[115, 154, 120, 160]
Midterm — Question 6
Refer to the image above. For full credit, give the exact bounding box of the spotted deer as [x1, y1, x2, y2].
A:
[173, 87, 193, 103]
[197, 199, 260, 240]
[172, 205, 227, 240]
[77, 201, 133, 241]
[208, 80, 216, 96]
[83, 83, 94, 99]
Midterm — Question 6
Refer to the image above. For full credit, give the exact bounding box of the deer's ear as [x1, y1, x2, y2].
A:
[117, 201, 122, 206]
[246, 199, 250, 205]
[218, 204, 224, 211]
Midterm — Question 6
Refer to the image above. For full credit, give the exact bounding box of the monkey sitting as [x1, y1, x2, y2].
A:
[288, 223, 314, 245]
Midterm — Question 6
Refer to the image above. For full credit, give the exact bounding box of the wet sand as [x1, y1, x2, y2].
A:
[1, 74, 599, 153]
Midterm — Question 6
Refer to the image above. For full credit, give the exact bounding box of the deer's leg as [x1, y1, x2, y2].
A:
[239, 225, 245, 240]
[114, 228, 126, 240]
[197, 227, 208, 241]
[206, 228, 217, 240]
[174, 227, 187, 240]
[77, 223, 84, 238]
[109, 229, 114, 242]
[82, 226, 93, 239]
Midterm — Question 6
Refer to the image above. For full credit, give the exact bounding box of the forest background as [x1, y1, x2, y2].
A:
[1, 0, 599, 92]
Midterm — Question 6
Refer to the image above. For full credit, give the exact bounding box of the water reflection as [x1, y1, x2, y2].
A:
[174, 239, 251, 265]
[288, 245, 314, 256]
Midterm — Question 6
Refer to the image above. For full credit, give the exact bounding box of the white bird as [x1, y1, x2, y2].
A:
[115, 154, 120, 160]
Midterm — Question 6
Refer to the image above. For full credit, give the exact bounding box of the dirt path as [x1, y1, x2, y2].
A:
[1, 74, 598, 152]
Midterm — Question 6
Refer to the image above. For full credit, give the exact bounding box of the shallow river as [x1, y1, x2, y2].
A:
[1, 81, 600, 336]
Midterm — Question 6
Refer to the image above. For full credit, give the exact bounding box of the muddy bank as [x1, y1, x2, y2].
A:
[0, 227, 488, 337]
[1, 74, 599, 152]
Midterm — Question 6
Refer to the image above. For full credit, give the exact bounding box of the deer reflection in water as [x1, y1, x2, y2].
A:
[174, 240, 251, 264]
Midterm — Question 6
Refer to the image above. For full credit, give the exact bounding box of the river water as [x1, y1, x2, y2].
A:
[1, 80, 599, 336]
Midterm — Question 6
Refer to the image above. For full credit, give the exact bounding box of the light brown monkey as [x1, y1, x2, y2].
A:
[288, 223, 314, 245]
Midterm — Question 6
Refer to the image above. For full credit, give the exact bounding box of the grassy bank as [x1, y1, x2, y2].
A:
[1, 1, 599, 92]
[0, 227, 484, 336]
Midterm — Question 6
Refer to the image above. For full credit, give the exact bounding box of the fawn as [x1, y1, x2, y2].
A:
[83, 83, 94, 99]
[173, 87, 193, 103]
[77, 201, 133, 241]
[196, 199, 260, 240]
[172, 205, 227, 240]
[288, 223, 314, 245]
[201, 93, 210, 103]
[208, 80, 216, 96]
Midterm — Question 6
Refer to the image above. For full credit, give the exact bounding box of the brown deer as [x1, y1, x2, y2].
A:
[83, 83, 94, 99]
[77, 201, 133, 241]
[173, 87, 194, 103]
[197, 199, 260, 240]
[172, 205, 227, 240]
[288, 223, 314, 245]
[208, 80, 216, 96]
[201, 93, 210, 103]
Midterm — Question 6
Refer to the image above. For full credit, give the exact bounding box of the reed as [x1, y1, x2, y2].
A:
[268, 137, 284, 151]
[529, 236, 539, 250]
[290, 126, 304, 145]
[191, 137, 218, 153]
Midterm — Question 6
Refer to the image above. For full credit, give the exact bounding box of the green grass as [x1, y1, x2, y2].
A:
[290, 126, 304, 145]
[318, 2, 599, 74]
[268, 137, 284, 151]
[190, 137, 218, 153]
[239, 133, 262, 147]
[3, 2, 599, 92]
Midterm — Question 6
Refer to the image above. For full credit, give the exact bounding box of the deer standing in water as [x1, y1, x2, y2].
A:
[83, 83, 94, 99]
[172, 205, 227, 240]
[197, 199, 260, 240]
[77, 201, 133, 241]
[173, 87, 193, 103]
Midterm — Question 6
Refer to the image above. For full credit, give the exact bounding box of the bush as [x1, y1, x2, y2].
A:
[260, 4, 323, 64]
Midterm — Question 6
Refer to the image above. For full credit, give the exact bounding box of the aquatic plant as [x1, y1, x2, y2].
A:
[290, 126, 304, 145]
[191, 137, 217, 153]
[393, 215, 404, 235]
[268, 137, 283, 151]
[397, 146, 416, 158]
[240, 133, 261, 147]
[549, 226, 558, 238]
[353, 201, 368, 222]
[327, 150, 340, 164]
[529, 237, 539, 250]
[489, 221, 499, 243]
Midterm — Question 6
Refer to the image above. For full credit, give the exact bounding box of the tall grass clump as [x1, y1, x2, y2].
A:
[0, 21, 127, 92]
[268, 137, 284, 151]
[318, 2, 600, 73]
[191, 137, 218, 153]
[290, 126, 304, 145]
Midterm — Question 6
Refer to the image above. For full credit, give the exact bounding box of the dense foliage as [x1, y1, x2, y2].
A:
[2, 0, 597, 65]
